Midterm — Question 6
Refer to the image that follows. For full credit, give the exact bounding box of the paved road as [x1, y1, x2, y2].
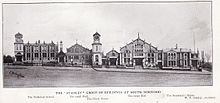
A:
[3, 66, 212, 88]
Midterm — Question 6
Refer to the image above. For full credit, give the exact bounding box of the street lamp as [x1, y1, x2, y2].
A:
[82, 56, 84, 68]
[71, 58, 73, 66]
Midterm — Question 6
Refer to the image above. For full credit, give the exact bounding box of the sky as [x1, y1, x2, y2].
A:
[3, 2, 212, 59]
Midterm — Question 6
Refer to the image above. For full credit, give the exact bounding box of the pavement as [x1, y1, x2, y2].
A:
[92, 67, 212, 75]
[3, 65, 213, 87]
[5, 65, 212, 75]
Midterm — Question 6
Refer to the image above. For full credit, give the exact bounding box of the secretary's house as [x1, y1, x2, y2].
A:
[13, 32, 201, 70]
[119, 34, 200, 70]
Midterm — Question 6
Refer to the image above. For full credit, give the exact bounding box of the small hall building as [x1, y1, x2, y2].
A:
[106, 49, 120, 66]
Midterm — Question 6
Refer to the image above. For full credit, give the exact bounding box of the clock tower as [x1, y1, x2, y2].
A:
[14, 32, 24, 62]
[92, 32, 102, 66]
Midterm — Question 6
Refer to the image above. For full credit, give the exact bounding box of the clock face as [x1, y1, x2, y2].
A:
[94, 36, 99, 41]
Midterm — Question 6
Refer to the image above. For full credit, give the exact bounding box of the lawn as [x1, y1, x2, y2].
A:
[3, 65, 212, 87]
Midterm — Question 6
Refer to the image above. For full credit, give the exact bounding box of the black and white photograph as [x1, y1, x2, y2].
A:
[2, 1, 213, 88]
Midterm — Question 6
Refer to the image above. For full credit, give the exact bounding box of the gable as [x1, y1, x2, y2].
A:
[106, 50, 119, 57]
[67, 44, 91, 53]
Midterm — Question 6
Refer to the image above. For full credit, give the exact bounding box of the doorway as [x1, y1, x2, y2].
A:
[135, 58, 143, 66]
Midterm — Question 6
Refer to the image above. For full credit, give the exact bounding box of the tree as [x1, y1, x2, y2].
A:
[205, 53, 211, 62]
[3, 55, 14, 63]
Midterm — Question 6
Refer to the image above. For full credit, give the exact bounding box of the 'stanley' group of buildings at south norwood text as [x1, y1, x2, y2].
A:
[14, 32, 202, 70]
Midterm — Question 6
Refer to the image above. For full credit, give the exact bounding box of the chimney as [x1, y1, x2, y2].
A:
[175, 44, 178, 49]
[60, 41, 63, 51]
[38, 40, 40, 44]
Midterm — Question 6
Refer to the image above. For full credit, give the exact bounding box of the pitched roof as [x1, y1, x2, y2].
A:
[93, 32, 101, 36]
[15, 32, 23, 37]
[120, 35, 157, 50]
[57, 50, 66, 57]
[67, 43, 91, 51]
[107, 49, 119, 54]
[163, 48, 191, 52]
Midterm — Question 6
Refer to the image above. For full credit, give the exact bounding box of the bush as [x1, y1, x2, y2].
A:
[3, 55, 14, 63]
[201, 62, 212, 72]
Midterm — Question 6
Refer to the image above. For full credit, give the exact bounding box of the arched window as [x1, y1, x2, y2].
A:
[95, 55, 99, 62]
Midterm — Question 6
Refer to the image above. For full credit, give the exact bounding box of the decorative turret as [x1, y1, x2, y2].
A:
[60, 41, 63, 51]
[92, 32, 102, 66]
[14, 32, 24, 62]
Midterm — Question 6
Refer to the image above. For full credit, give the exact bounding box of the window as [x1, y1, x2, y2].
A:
[19, 45, 22, 50]
[69, 56, 72, 60]
[148, 58, 150, 62]
[158, 54, 162, 60]
[34, 53, 38, 57]
[184, 53, 188, 60]
[34, 46, 38, 52]
[95, 55, 99, 62]
[74, 55, 79, 59]
[96, 46, 98, 51]
[27, 53, 30, 58]
[51, 53, 54, 57]
[112, 53, 115, 56]
[43, 53, 47, 57]
[42, 46, 47, 51]
[184, 60, 187, 66]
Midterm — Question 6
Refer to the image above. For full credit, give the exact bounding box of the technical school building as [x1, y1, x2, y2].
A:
[14, 32, 200, 70]
[14, 33, 58, 64]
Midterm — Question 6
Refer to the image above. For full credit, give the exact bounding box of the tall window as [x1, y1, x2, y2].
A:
[135, 43, 143, 56]
[51, 53, 54, 57]
[27, 53, 30, 57]
[43, 53, 47, 57]
[168, 52, 176, 67]
[124, 50, 130, 58]
[19, 45, 22, 50]
[34, 53, 38, 58]
[27, 53, 30, 60]
[184, 53, 188, 66]
[96, 46, 98, 51]
[16, 45, 18, 50]
[95, 55, 99, 62]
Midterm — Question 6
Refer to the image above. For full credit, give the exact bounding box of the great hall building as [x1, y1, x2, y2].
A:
[14, 32, 200, 70]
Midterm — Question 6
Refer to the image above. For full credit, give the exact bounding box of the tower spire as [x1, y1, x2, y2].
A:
[193, 31, 196, 53]
[60, 41, 63, 51]
[138, 32, 140, 39]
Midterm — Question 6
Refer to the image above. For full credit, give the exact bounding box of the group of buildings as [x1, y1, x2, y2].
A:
[14, 32, 201, 70]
